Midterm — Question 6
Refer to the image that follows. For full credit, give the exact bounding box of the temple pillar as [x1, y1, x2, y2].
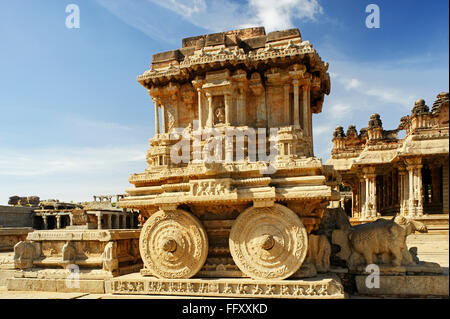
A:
[283, 84, 290, 126]
[363, 167, 377, 219]
[237, 87, 246, 125]
[69, 214, 74, 226]
[206, 93, 213, 128]
[224, 93, 231, 126]
[292, 80, 300, 128]
[152, 97, 160, 135]
[130, 214, 134, 229]
[56, 215, 61, 229]
[302, 84, 310, 136]
[406, 157, 423, 217]
[42, 215, 48, 230]
[398, 166, 408, 216]
[114, 215, 119, 229]
[443, 161, 449, 214]
[359, 177, 366, 219]
[106, 214, 112, 229]
[161, 102, 166, 133]
[97, 213, 103, 230]
[196, 88, 203, 129]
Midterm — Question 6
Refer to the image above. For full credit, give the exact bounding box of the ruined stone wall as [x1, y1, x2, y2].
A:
[0, 205, 34, 228]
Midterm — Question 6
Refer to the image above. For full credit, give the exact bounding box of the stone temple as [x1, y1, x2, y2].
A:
[117, 27, 340, 282]
[326, 93, 449, 229]
[3, 27, 448, 299]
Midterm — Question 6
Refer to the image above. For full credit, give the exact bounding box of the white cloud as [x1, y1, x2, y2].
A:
[244, 0, 323, 31]
[0, 145, 147, 177]
[313, 124, 334, 136]
[96, 0, 323, 41]
[151, 0, 207, 17]
[329, 103, 352, 118]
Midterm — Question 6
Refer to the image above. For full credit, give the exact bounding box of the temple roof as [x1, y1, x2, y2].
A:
[137, 27, 330, 98]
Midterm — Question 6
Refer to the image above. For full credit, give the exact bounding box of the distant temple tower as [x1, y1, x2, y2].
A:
[327, 92, 449, 222]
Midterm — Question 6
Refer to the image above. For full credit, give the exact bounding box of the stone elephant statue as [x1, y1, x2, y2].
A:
[332, 215, 427, 268]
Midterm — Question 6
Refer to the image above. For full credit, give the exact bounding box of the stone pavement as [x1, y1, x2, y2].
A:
[0, 232, 447, 299]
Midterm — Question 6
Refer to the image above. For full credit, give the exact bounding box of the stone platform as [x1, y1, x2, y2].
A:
[107, 273, 345, 299]
[355, 274, 449, 298]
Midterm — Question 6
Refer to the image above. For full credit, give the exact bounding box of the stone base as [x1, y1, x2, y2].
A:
[108, 273, 345, 299]
[0, 269, 14, 287]
[142, 262, 318, 279]
[355, 274, 449, 297]
[7, 277, 105, 294]
[350, 261, 444, 275]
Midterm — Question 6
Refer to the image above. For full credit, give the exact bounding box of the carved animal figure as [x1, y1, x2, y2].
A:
[333, 215, 427, 268]
[306, 234, 331, 272]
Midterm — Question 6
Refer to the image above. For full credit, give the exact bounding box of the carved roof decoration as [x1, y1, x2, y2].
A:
[137, 27, 330, 100]
[327, 92, 450, 170]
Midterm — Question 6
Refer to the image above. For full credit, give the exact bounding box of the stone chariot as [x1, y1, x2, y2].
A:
[118, 27, 339, 283]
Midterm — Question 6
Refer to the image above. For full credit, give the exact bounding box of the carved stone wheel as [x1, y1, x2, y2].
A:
[139, 209, 208, 279]
[229, 204, 308, 280]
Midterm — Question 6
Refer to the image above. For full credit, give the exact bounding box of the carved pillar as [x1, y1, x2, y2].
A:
[292, 79, 300, 128]
[114, 215, 119, 229]
[255, 91, 266, 127]
[236, 87, 245, 125]
[42, 215, 48, 230]
[206, 93, 213, 128]
[406, 157, 423, 217]
[224, 93, 231, 126]
[283, 84, 290, 126]
[363, 167, 377, 219]
[236, 87, 246, 125]
[130, 214, 134, 229]
[359, 177, 366, 219]
[196, 88, 203, 129]
[106, 214, 112, 229]
[302, 84, 310, 136]
[69, 214, 74, 226]
[152, 97, 160, 135]
[161, 101, 166, 133]
[443, 161, 449, 214]
[56, 215, 61, 229]
[398, 166, 408, 216]
[97, 213, 103, 230]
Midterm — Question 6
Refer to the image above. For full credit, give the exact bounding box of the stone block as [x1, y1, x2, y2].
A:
[355, 274, 449, 297]
[7, 278, 57, 292]
[55, 279, 105, 294]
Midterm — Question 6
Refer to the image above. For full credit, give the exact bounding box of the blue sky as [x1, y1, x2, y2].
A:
[0, 0, 448, 204]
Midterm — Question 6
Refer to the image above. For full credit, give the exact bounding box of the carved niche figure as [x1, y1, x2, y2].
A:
[332, 215, 427, 268]
[215, 106, 225, 125]
[167, 108, 175, 132]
